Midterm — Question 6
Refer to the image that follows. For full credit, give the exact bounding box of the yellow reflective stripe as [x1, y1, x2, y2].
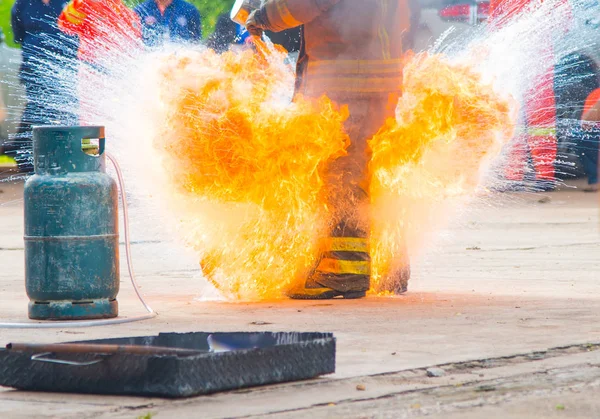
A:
[307, 58, 403, 93]
[378, 26, 387, 60]
[275, 0, 302, 28]
[308, 58, 403, 71]
[378, 0, 391, 60]
[378, 2, 385, 59]
[309, 65, 402, 76]
[310, 58, 403, 67]
[307, 76, 401, 93]
[322, 237, 369, 253]
[316, 258, 370, 275]
[309, 85, 400, 94]
[289, 287, 335, 296]
[381, 28, 391, 60]
[527, 127, 556, 137]
[309, 76, 401, 84]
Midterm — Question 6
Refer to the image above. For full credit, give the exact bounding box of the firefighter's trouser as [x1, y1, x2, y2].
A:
[311, 95, 394, 292]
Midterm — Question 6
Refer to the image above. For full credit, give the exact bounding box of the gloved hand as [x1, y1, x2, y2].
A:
[246, 8, 270, 38]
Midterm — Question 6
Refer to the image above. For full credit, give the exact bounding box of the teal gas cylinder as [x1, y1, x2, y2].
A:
[24, 126, 119, 320]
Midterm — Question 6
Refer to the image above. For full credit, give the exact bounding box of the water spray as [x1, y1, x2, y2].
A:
[0, 0, 585, 303]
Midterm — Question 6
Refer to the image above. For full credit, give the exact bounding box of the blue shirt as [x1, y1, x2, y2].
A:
[134, 0, 201, 46]
[11, 0, 77, 78]
[234, 24, 249, 45]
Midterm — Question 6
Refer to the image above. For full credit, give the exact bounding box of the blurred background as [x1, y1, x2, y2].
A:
[1, 0, 599, 180]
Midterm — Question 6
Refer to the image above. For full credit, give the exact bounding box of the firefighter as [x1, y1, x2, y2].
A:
[59, 0, 141, 64]
[488, 0, 559, 190]
[58, 0, 141, 122]
[246, 0, 412, 299]
[10, 0, 78, 172]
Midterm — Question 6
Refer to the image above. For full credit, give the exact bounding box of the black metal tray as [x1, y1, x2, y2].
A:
[0, 332, 336, 398]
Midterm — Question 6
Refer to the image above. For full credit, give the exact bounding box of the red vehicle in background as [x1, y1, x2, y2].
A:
[438, 0, 490, 24]
[417, 0, 600, 180]
[411, 0, 490, 51]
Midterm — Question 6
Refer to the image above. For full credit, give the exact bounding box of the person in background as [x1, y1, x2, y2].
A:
[0, 28, 6, 129]
[207, 13, 248, 53]
[0, 93, 6, 151]
[488, 0, 563, 191]
[0, 27, 12, 154]
[579, 88, 600, 192]
[58, 0, 141, 123]
[0, 94, 5, 131]
[10, 0, 78, 171]
[235, 22, 251, 48]
[134, 0, 201, 47]
[59, 0, 141, 65]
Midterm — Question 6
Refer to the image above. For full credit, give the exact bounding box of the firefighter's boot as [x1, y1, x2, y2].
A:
[288, 236, 370, 300]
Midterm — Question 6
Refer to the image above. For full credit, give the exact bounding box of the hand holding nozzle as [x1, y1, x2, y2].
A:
[245, 8, 272, 60]
[230, 0, 265, 34]
[245, 8, 269, 38]
[230, 0, 270, 57]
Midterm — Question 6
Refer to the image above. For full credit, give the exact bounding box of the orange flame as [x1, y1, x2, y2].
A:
[153, 47, 514, 300]
[155, 47, 348, 300]
[369, 52, 514, 291]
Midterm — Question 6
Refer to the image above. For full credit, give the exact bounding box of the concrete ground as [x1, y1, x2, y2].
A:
[0, 179, 599, 418]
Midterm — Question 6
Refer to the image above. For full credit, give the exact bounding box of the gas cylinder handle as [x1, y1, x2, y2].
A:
[31, 352, 105, 366]
[80, 137, 105, 157]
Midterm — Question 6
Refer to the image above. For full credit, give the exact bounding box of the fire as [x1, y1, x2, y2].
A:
[152, 46, 514, 300]
[155, 47, 348, 300]
[369, 52, 514, 291]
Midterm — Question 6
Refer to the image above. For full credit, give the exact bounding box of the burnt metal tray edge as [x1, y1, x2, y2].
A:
[0, 331, 336, 398]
